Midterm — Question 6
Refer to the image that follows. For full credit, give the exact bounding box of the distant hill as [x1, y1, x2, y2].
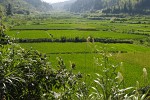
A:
[0, 0, 53, 14]
[52, 0, 76, 11]
[69, 0, 150, 14]
[24, 0, 52, 12]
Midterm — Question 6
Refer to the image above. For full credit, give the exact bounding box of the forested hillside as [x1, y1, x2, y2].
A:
[70, 0, 150, 14]
[24, 0, 52, 12]
[0, 0, 52, 15]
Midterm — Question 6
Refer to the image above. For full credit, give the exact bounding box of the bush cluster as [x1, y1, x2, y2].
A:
[0, 32, 9, 45]
[0, 43, 89, 100]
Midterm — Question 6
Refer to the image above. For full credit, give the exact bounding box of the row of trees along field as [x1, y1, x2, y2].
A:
[70, 0, 150, 14]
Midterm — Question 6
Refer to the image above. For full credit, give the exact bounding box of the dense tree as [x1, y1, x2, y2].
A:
[6, 3, 13, 16]
[24, 0, 52, 12]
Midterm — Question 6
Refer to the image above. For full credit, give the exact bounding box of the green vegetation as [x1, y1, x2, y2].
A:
[19, 43, 150, 54]
[1, 0, 150, 99]
[19, 42, 150, 86]
[70, 0, 150, 14]
[0, 43, 87, 99]
[7, 30, 145, 40]
[6, 3, 13, 16]
[0, 0, 52, 15]
[4, 13, 150, 88]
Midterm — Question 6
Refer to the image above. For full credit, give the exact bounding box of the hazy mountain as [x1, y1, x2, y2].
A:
[0, 0, 52, 14]
[52, 0, 76, 10]
[24, 0, 52, 12]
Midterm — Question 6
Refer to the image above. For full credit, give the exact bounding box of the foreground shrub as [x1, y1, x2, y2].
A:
[0, 43, 51, 99]
[0, 43, 89, 100]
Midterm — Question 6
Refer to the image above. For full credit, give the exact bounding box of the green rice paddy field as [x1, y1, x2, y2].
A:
[7, 30, 145, 39]
[6, 15, 150, 87]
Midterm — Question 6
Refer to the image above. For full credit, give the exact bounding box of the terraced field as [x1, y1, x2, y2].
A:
[7, 30, 145, 39]
[6, 14, 150, 86]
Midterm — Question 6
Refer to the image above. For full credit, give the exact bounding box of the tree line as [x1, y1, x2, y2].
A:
[69, 0, 150, 14]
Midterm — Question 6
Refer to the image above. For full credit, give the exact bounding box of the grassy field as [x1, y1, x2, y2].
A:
[19, 42, 150, 54]
[6, 30, 50, 39]
[7, 30, 146, 40]
[19, 42, 150, 86]
[6, 14, 150, 87]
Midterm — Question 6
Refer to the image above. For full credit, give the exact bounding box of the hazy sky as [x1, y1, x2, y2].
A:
[42, 0, 69, 3]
